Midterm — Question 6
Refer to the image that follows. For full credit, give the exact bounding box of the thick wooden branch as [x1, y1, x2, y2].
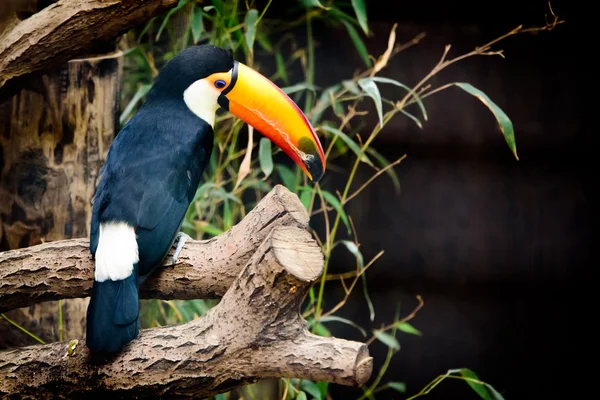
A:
[0, 0, 179, 96]
[0, 226, 373, 398]
[0, 185, 309, 313]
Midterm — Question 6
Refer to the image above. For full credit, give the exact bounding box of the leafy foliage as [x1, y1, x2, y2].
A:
[111, 0, 555, 398]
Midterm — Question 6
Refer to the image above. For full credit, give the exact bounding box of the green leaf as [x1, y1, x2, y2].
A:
[319, 125, 374, 167]
[317, 381, 329, 399]
[313, 321, 331, 337]
[388, 382, 407, 393]
[197, 222, 224, 237]
[301, 0, 331, 10]
[340, 20, 372, 68]
[399, 109, 423, 129]
[310, 83, 342, 124]
[190, 6, 203, 42]
[452, 82, 518, 160]
[156, 0, 189, 40]
[244, 9, 259, 52]
[300, 189, 312, 211]
[300, 380, 323, 400]
[318, 315, 367, 337]
[369, 76, 428, 121]
[256, 31, 273, 53]
[281, 83, 318, 95]
[338, 240, 363, 268]
[394, 322, 422, 336]
[258, 137, 274, 178]
[214, 393, 227, 400]
[276, 165, 298, 192]
[296, 392, 307, 400]
[321, 190, 351, 234]
[365, 148, 401, 194]
[374, 330, 400, 350]
[337, 240, 375, 321]
[120, 84, 152, 125]
[350, 0, 368, 34]
[357, 78, 383, 128]
[460, 368, 494, 400]
[275, 52, 289, 84]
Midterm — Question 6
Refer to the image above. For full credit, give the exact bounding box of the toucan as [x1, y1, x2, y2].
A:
[86, 44, 326, 353]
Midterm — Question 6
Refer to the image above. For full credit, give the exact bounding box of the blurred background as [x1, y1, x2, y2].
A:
[0, 0, 589, 399]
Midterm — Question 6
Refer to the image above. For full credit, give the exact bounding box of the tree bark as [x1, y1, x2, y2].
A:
[0, 226, 373, 399]
[0, 0, 178, 99]
[0, 51, 123, 347]
[0, 185, 309, 313]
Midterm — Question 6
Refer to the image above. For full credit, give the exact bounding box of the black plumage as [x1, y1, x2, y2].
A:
[86, 45, 232, 353]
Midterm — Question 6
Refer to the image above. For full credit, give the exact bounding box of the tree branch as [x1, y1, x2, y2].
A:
[0, 0, 179, 97]
[0, 226, 373, 398]
[0, 185, 309, 313]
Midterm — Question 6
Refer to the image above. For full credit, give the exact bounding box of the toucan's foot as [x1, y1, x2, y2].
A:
[171, 232, 192, 266]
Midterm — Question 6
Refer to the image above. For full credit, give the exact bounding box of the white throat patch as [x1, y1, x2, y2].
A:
[94, 222, 139, 282]
[183, 79, 221, 128]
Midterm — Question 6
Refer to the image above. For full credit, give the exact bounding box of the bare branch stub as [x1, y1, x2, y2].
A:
[0, 0, 180, 99]
[0, 226, 373, 398]
[0, 185, 309, 312]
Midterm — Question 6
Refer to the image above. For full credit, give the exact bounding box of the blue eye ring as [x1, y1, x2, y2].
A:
[214, 80, 227, 89]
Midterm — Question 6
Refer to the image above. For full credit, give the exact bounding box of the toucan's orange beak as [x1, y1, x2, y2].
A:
[217, 61, 326, 183]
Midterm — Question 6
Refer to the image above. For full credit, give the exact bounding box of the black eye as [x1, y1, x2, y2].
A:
[214, 80, 226, 89]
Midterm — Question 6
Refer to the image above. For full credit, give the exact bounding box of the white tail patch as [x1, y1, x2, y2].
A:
[94, 222, 139, 282]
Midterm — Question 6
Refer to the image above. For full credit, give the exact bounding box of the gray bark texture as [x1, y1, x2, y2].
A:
[0, 222, 373, 398]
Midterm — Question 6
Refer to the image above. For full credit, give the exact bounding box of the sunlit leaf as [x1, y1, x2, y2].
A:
[374, 330, 400, 350]
[190, 6, 203, 42]
[350, 0, 368, 34]
[319, 125, 374, 167]
[370, 76, 428, 121]
[341, 20, 372, 68]
[394, 321, 422, 336]
[244, 9, 259, 52]
[234, 126, 254, 189]
[452, 82, 518, 160]
[321, 190, 351, 234]
[358, 77, 383, 127]
[258, 137, 274, 178]
[388, 382, 407, 393]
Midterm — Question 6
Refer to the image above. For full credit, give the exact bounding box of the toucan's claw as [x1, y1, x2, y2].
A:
[171, 231, 192, 266]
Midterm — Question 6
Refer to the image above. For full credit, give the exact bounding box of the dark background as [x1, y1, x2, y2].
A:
[267, 1, 590, 399]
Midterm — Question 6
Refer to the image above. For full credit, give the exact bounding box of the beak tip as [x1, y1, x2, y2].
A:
[305, 157, 325, 184]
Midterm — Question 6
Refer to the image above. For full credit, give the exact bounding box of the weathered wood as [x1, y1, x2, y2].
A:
[0, 0, 179, 98]
[0, 226, 373, 398]
[0, 51, 123, 347]
[0, 185, 309, 312]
